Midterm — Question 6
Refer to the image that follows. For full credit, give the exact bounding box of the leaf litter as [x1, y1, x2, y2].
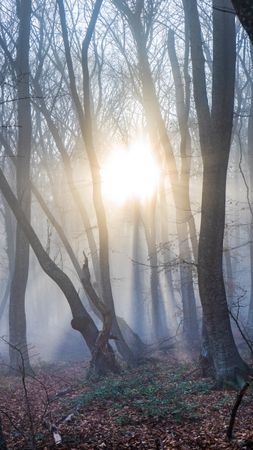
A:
[0, 359, 252, 449]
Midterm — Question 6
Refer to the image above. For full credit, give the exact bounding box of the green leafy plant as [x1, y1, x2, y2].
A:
[72, 363, 213, 424]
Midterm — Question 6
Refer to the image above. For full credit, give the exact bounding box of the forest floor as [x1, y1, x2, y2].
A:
[0, 356, 253, 449]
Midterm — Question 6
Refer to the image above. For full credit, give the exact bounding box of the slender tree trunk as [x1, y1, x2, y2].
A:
[248, 217, 253, 332]
[0, 198, 15, 320]
[159, 184, 177, 315]
[113, 1, 199, 347]
[9, 0, 32, 372]
[131, 203, 146, 338]
[223, 232, 234, 306]
[137, 27, 198, 346]
[247, 80, 253, 333]
[167, 28, 199, 349]
[142, 198, 168, 340]
[33, 83, 101, 287]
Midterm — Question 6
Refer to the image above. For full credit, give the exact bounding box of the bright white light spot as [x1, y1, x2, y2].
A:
[101, 136, 160, 204]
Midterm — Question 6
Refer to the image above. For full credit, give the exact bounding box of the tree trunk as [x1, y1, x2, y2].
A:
[9, 0, 32, 372]
[131, 204, 146, 338]
[247, 79, 253, 334]
[32, 82, 101, 287]
[113, 1, 199, 348]
[159, 184, 177, 316]
[0, 197, 15, 320]
[184, 0, 249, 383]
[167, 28, 199, 348]
[223, 232, 234, 305]
[198, 157, 247, 382]
[142, 198, 168, 340]
[0, 165, 119, 375]
[57, 0, 136, 365]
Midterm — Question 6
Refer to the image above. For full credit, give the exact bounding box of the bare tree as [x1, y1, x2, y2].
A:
[113, 0, 199, 348]
[0, 161, 120, 374]
[183, 0, 249, 383]
[57, 0, 136, 365]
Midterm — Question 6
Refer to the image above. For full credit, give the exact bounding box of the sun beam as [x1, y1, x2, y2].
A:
[101, 136, 160, 204]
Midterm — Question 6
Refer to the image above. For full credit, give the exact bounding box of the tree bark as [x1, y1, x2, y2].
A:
[247, 76, 253, 333]
[183, 0, 249, 383]
[9, 0, 32, 372]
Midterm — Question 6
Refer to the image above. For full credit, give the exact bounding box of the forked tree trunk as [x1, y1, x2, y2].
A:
[183, 0, 249, 383]
[0, 166, 119, 375]
[1, 132, 144, 362]
[57, 0, 136, 365]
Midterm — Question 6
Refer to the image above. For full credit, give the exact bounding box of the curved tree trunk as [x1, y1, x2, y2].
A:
[32, 81, 101, 287]
[0, 132, 145, 361]
[0, 165, 119, 375]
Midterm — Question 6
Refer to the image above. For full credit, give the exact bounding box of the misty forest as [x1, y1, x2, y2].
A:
[0, 0, 253, 448]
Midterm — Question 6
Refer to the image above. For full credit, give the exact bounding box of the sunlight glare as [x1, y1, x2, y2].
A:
[101, 137, 160, 204]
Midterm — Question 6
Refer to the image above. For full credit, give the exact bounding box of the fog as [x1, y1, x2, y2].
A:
[0, 0, 252, 377]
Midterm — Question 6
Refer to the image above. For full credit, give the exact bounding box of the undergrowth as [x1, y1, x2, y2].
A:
[71, 363, 213, 423]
